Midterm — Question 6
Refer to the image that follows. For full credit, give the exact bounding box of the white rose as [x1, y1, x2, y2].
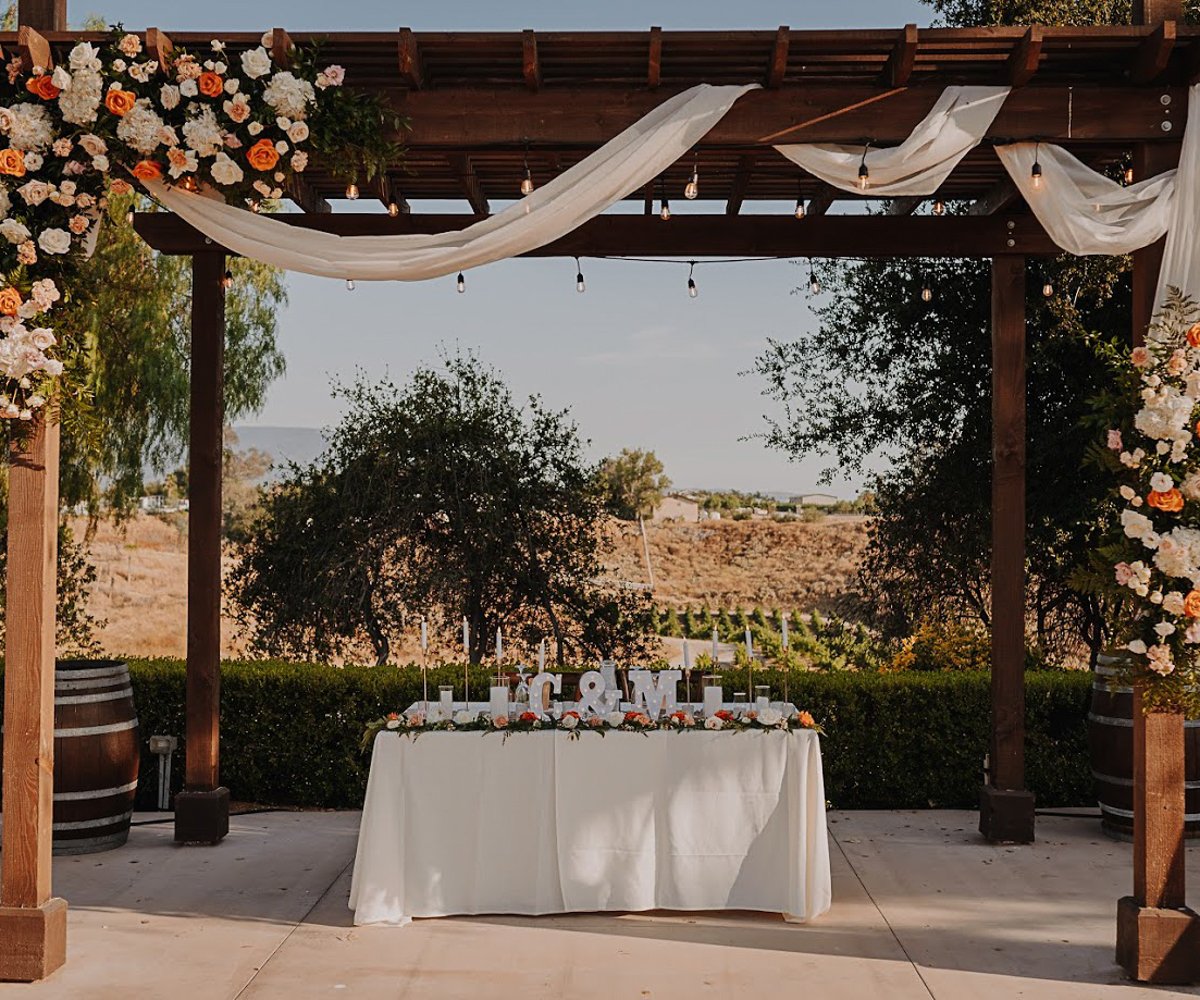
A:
[291, 151, 308, 172]
[560, 714, 579, 730]
[91, 154, 108, 172]
[704, 716, 724, 730]
[1128, 639, 1148, 655]
[452, 710, 473, 726]
[50, 66, 71, 90]
[1164, 592, 1187, 615]
[758, 707, 783, 726]
[384, 719, 400, 730]
[21, 152, 42, 172]
[241, 46, 273, 80]
[38, 228, 72, 255]
[605, 711, 624, 728]
[210, 152, 244, 186]
[0, 219, 30, 244]
[16, 180, 51, 206]
[248, 121, 264, 136]
[159, 84, 180, 110]
[224, 78, 240, 95]
[179, 78, 198, 98]
[288, 120, 309, 143]
[78, 133, 106, 157]
[1155, 621, 1177, 638]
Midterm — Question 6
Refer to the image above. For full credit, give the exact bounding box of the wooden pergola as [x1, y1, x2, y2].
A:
[2, 0, 1198, 984]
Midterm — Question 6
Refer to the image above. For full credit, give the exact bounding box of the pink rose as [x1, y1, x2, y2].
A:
[1114, 562, 1132, 585]
[1107, 429, 1122, 451]
[1131, 346, 1151, 368]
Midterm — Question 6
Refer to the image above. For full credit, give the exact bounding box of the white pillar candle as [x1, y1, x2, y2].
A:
[781, 613, 789, 650]
[703, 684, 723, 717]
[744, 626, 753, 659]
[711, 628, 719, 664]
[538, 639, 546, 672]
[496, 628, 503, 663]
[683, 637, 691, 670]
[462, 617, 470, 656]
[420, 617, 428, 651]
[489, 685, 509, 719]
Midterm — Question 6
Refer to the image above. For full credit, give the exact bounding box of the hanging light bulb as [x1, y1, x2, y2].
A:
[932, 199, 946, 216]
[345, 181, 360, 200]
[794, 198, 806, 220]
[684, 160, 699, 200]
[387, 201, 400, 217]
[808, 261, 821, 296]
[456, 272, 466, 294]
[575, 257, 586, 294]
[660, 199, 671, 221]
[221, 269, 233, 289]
[1042, 281, 1054, 297]
[1124, 165, 1135, 185]
[1030, 143, 1042, 190]
[687, 261, 698, 298]
[520, 141, 534, 196]
[345, 278, 356, 291]
[921, 285, 933, 303]
[857, 143, 870, 191]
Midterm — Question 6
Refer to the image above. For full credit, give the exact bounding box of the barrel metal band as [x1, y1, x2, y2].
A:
[55, 675, 131, 691]
[53, 779, 140, 802]
[1092, 769, 1200, 790]
[1100, 802, 1200, 822]
[54, 718, 139, 738]
[53, 809, 134, 831]
[54, 666, 129, 680]
[54, 685, 134, 706]
[1088, 712, 1200, 728]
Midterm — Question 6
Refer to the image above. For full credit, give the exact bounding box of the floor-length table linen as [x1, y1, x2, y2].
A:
[349, 725, 831, 926]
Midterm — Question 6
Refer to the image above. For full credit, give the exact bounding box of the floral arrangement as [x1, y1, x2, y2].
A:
[361, 705, 823, 748]
[1097, 288, 1200, 711]
[0, 28, 402, 420]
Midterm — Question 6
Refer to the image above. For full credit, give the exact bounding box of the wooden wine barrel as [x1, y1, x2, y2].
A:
[1088, 653, 1200, 840]
[52, 660, 140, 855]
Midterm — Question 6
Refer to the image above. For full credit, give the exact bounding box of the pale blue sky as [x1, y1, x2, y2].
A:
[95, 0, 932, 495]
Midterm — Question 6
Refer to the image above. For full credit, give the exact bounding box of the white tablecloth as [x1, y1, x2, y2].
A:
[349, 723, 832, 926]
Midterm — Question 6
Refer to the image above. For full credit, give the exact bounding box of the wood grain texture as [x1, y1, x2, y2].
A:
[1133, 687, 1186, 908]
[1, 411, 60, 908]
[185, 254, 225, 793]
[16, 25, 50, 72]
[989, 255, 1026, 794]
[15, 0, 64, 31]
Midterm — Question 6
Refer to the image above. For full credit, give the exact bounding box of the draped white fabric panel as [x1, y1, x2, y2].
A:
[142, 83, 758, 282]
[994, 143, 1176, 256]
[1153, 83, 1200, 308]
[773, 86, 1010, 197]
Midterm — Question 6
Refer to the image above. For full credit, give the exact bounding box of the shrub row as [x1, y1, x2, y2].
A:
[1, 661, 1095, 811]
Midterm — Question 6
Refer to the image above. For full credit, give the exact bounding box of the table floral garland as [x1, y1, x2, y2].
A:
[1098, 287, 1200, 712]
[361, 706, 824, 748]
[0, 27, 400, 420]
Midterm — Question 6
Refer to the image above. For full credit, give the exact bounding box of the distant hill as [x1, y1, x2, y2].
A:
[231, 425, 326, 480]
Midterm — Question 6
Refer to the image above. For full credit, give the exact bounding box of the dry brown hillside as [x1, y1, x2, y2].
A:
[71, 512, 869, 658]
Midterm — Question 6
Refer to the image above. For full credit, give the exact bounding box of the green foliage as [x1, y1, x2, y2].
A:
[75, 660, 1093, 812]
[595, 448, 671, 520]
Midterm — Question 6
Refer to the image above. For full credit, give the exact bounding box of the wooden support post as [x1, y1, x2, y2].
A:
[16, 0, 64, 31]
[1116, 132, 1200, 986]
[0, 411, 67, 982]
[174, 252, 229, 845]
[979, 254, 1035, 845]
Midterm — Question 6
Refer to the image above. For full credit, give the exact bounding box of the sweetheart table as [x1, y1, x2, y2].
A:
[349, 713, 832, 926]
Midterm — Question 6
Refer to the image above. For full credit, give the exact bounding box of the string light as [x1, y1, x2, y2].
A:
[684, 159, 699, 200]
[808, 259, 821, 295]
[345, 181, 360, 200]
[1124, 165, 1135, 185]
[1030, 143, 1042, 190]
[387, 201, 400, 217]
[180, 176, 199, 192]
[921, 283, 933, 303]
[659, 177, 671, 221]
[1042, 281, 1054, 297]
[456, 272, 466, 294]
[221, 269, 233, 289]
[857, 143, 870, 191]
[932, 199, 946, 216]
[687, 260, 698, 298]
[794, 178, 805, 219]
[345, 278, 355, 291]
[575, 256, 586, 293]
[520, 141, 534, 196]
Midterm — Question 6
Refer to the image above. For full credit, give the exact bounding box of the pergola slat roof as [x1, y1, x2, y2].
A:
[5, 26, 1191, 214]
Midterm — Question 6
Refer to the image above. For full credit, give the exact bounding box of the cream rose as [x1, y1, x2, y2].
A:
[37, 228, 71, 255]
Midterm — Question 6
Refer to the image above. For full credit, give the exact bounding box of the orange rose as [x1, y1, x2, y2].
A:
[1185, 591, 1200, 618]
[104, 89, 137, 116]
[198, 72, 224, 98]
[0, 286, 22, 316]
[109, 178, 133, 195]
[0, 148, 26, 177]
[131, 159, 162, 181]
[1189, 323, 1200, 348]
[1147, 488, 1185, 513]
[25, 74, 60, 100]
[246, 137, 280, 172]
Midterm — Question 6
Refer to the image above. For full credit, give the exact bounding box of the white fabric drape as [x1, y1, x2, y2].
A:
[349, 726, 832, 926]
[773, 86, 1010, 197]
[142, 83, 757, 282]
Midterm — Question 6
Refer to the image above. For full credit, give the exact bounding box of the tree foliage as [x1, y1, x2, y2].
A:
[230, 353, 655, 666]
[596, 448, 672, 521]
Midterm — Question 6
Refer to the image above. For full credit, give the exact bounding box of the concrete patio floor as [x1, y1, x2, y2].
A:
[2, 809, 1199, 999]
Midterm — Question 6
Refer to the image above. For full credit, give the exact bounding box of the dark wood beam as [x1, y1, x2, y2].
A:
[269, 28, 294, 69]
[1134, 0, 1183, 23]
[1133, 20, 1176, 84]
[979, 253, 1035, 846]
[377, 174, 409, 214]
[16, 0, 64, 31]
[882, 24, 917, 86]
[452, 155, 489, 215]
[642, 180, 654, 215]
[805, 185, 835, 217]
[174, 252, 230, 848]
[17, 24, 50, 72]
[647, 26, 662, 88]
[146, 27, 174, 71]
[398, 27, 423, 89]
[767, 26, 789, 88]
[1006, 25, 1042, 87]
[133, 212, 1062, 259]
[397, 85, 1185, 147]
[967, 176, 1020, 216]
[522, 29, 541, 92]
[725, 154, 755, 215]
[285, 173, 330, 214]
[885, 196, 923, 216]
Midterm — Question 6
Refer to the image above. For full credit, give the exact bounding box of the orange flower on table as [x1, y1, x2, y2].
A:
[1189, 323, 1200, 348]
[518, 711, 538, 723]
[714, 709, 734, 721]
[0, 286, 22, 316]
[794, 710, 816, 729]
[246, 137, 280, 172]
[25, 74, 60, 100]
[1185, 591, 1200, 618]
[131, 159, 163, 181]
[1147, 488, 1185, 513]
[198, 72, 224, 98]
[0, 148, 25, 177]
[104, 88, 137, 116]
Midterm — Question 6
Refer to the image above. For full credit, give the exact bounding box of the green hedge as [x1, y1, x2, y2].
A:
[1, 661, 1095, 811]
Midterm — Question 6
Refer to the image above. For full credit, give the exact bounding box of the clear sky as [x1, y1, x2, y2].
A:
[94, 0, 932, 496]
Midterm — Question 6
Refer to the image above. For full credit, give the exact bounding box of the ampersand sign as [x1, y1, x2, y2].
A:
[576, 670, 608, 716]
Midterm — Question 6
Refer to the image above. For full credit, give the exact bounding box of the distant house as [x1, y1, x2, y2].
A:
[652, 495, 701, 522]
[799, 493, 839, 507]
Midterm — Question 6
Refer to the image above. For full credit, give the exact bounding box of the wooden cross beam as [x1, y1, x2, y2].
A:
[882, 24, 918, 87]
[522, 30, 541, 92]
[452, 155, 489, 215]
[17, 25, 51, 73]
[16, 0, 64, 31]
[1133, 20, 1176, 84]
[398, 27, 423, 89]
[1006, 26, 1042, 87]
[647, 26, 662, 88]
[767, 26, 789, 88]
[885, 196, 923, 216]
[805, 185, 836, 217]
[285, 173, 330, 214]
[269, 28, 293, 69]
[725, 154, 755, 215]
[967, 177, 1020, 216]
[145, 26, 173, 70]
